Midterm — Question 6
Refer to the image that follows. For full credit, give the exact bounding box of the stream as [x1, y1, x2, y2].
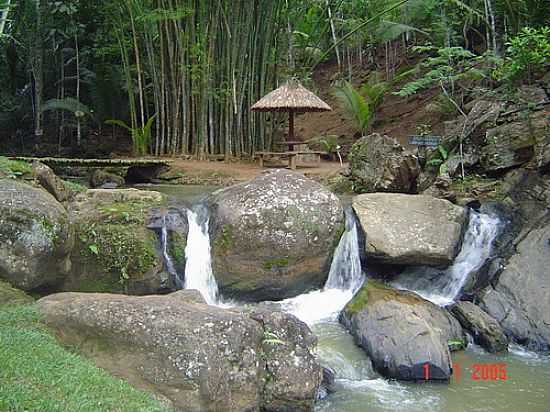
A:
[151, 185, 550, 412]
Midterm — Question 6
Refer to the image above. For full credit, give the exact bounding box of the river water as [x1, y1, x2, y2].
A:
[150, 185, 550, 412]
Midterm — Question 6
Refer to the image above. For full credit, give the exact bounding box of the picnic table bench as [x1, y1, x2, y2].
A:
[254, 151, 324, 170]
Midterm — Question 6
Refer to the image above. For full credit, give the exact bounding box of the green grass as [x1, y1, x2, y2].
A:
[0, 156, 32, 178]
[0, 304, 171, 412]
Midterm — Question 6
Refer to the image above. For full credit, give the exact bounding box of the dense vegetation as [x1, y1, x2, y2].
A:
[0, 0, 548, 158]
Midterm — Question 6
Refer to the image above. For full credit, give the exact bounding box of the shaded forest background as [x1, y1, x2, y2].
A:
[0, 0, 548, 158]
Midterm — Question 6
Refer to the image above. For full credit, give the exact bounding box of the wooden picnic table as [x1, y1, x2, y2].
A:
[255, 150, 323, 170]
[275, 140, 309, 151]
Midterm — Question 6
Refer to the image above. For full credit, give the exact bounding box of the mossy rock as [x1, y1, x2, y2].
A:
[0, 280, 33, 306]
[66, 195, 165, 294]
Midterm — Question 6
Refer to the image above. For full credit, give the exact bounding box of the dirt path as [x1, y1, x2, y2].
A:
[168, 158, 347, 184]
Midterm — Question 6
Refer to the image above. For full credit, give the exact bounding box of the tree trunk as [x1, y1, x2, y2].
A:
[32, 0, 43, 138]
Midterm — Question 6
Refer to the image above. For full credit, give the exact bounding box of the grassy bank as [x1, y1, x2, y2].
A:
[0, 303, 170, 412]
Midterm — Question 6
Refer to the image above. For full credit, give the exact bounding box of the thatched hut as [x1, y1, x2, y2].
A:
[251, 80, 331, 141]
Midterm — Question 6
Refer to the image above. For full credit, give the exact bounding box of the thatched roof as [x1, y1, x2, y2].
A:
[251, 80, 332, 112]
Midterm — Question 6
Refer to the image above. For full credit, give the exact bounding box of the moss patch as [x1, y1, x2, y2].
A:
[76, 200, 160, 284]
[262, 257, 291, 270]
[214, 224, 235, 254]
[344, 280, 394, 315]
[167, 231, 186, 267]
[0, 304, 169, 411]
[0, 281, 33, 306]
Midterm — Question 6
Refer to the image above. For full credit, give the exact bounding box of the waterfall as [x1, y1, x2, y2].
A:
[183, 204, 219, 305]
[391, 211, 501, 306]
[280, 208, 365, 325]
[161, 214, 184, 289]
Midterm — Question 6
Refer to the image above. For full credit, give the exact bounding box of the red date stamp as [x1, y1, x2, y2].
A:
[423, 362, 508, 381]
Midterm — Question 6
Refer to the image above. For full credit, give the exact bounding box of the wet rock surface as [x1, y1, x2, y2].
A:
[209, 169, 343, 301]
[353, 193, 467, 266]
[37, 290, 321, 412]
[480, 224, 550, 351]
[340, 281, 464, 382]
[450, 301, 508, 353]
[0, 179, 73, 290]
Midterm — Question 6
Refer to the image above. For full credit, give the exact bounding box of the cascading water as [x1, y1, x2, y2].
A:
[390, 210, 501, 306]
[183, 204, 219, 305]
[280, 208, 365, 325]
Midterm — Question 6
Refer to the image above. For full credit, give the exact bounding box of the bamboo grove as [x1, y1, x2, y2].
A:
[116, 0, 285, 157]
[0, 0, 548, 158]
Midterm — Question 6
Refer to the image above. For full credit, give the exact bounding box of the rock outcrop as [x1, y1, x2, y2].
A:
[64, 188, 166, 295]
[32, 161, 74, 202]
[348, 133, 420, 193]
[353, 193, 467, 266]
[480, 224, 550, 351]
[0, 179, 73, 290]
[340, 281, 464, 381]
[89, 169, 125, 189]
[37, 290, 322, 412]
[209, 169, 343, 301]
[450, 301, 508, 353]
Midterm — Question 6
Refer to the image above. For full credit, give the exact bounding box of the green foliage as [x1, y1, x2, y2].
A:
[106, 115, 156, 156]
[395, 46, 486, 97]
[493, 26, 550, 84]
[262, 331, 285, 346]
[334, 76, 388, 134]
[0, 156, 32, 178]
[41, 97, 95, 120]
[426, 144, 450, 175]
[0, 304, 169, 411]
[62, 179, 87, 193]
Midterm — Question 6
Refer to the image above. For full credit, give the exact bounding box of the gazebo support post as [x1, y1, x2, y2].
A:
[288, 110, 294, 141]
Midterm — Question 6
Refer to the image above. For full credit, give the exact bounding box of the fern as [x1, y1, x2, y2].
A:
[334, 81, 372, 134]
[106, 114, 156, 156]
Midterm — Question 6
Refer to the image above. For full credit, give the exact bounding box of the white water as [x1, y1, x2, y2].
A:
[183, 205, 219, 305]
[391, 211, 501, 306]
[279, 208, 365, 325]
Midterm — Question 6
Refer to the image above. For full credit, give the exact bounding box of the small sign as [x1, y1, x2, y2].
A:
[408, 135, 442, 147]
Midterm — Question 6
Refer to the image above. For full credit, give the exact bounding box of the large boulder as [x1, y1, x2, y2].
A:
[353, 193, 467, 266]
[480, 224, 550, 351]
[0, 179, 73, 290]
[348, 133, 420, 193]
[208, 169, 344, 301]
[64, 188, 167, 295]
[37, 290, 321, 412]
[340, 281, 464, 381]
[450, 301, 508, 353]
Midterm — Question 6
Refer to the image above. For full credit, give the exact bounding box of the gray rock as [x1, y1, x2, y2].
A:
[450, 301, 508, 353]
[0, 179, 73, 290]
[480, 110, 547, 173]
[89, 169, 125, 189]
[32, 161, 73, 202]
[480, 224, 550, 351]
[208, 169, 344, 301]
[349, 133, 420, 193]
[353, 193, 467, 266]
[340, 281, 464, 381]
[37, 290, 321, 412]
